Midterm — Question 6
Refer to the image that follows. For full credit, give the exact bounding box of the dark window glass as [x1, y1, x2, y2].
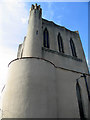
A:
[43, 28, 49, 48]
[57, 33, 64, 53]
[70, 38, 77, 57]
[76, 81, 85, 119]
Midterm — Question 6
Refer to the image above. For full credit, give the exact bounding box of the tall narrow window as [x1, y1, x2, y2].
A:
[21, 49, 23, 58]
[70, 38, 77, 57]
[57, 33, 64, 53]
[76, 80, 85, 119]
[43, 28, 49, 48]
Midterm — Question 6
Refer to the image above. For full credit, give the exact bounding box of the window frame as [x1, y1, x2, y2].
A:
[70, 38, 77, 57]
[43, 28, 49, 48]
[57, 33, 64, 53]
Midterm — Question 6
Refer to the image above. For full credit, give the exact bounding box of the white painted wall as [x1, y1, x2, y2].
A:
[2, 58, 88, 118]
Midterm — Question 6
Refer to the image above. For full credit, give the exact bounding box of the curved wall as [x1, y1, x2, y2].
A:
[2, 58, 57, 118]
[2, 57, 88, 118]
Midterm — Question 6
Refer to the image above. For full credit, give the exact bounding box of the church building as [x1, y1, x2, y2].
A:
[2, 4, 90, 119]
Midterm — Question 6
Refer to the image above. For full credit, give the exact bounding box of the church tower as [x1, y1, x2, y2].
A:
[2, 4, 90, 118]
[22, 4, 42, 57]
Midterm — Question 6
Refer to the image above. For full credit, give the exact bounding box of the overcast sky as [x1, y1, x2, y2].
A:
[0, 1, 89, 101]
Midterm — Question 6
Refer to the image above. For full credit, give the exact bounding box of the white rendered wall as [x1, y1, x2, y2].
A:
[23, 7, 42, 58]
[42, 19, 89, 74]
[2, 58, 57, 118]
[2, 58, 88, 118]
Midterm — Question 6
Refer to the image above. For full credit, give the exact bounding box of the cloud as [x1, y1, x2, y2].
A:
[0, 2, 29, 46]
[0, 46, 16, 97]
[21, 17, 29, 24]
[0, 2, 29, 94]
[0, 0, 22, 2]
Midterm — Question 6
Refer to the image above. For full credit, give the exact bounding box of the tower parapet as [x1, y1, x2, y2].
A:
[30, 4, 42, 13]
[29, 4, 42, 19]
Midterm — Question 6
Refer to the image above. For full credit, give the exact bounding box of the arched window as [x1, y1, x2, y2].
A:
[43, 28, 49, 48]
[76, 80, 85, 119]
[57, 33, 64, 53]
[70, 38, 77, 57]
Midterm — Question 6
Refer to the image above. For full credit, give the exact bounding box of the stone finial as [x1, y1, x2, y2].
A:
[38, 5, 40, 10]
[30, 4, 42, 17]
[30, 4, 41, 11]
[35, 3, 37, 9]
[31, 4, 34, 10]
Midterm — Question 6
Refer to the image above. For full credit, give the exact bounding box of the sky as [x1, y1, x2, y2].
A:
[0, 1, 89, 101]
